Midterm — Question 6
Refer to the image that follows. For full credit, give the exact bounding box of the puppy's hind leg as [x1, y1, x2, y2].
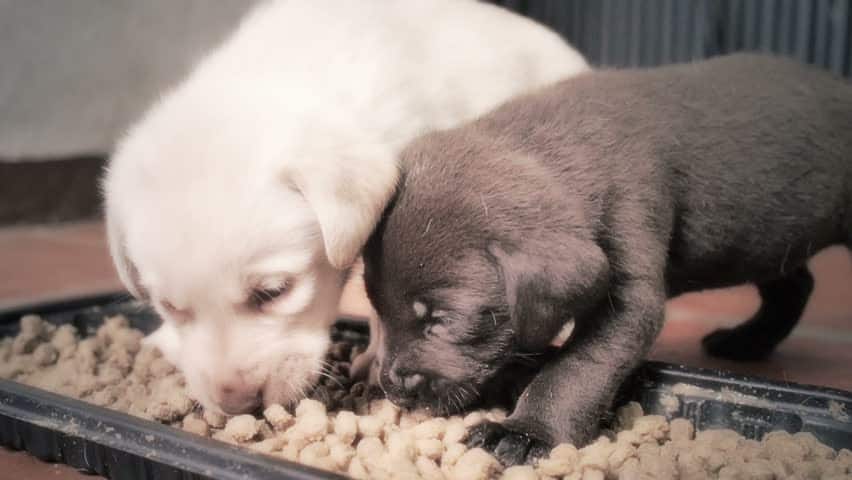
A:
[702, 265, 813, 361]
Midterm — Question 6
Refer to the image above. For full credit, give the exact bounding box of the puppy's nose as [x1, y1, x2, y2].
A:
[215, 377, 261, 414]
[389, 363, 427, 394]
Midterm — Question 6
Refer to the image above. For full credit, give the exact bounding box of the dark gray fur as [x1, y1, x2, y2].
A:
[362, 53, 852, 465]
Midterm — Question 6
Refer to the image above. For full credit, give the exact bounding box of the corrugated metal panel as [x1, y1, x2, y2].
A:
[490, 0, 852, 77]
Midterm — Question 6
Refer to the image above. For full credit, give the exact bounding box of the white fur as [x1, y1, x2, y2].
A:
[104, 0, 589, 413]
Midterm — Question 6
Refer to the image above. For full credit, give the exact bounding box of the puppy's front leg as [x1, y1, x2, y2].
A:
[475, 282, 665, 464]
[470, 224, 667, 465]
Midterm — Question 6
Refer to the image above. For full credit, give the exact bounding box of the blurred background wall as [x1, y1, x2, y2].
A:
[0, 0, 257, 223]
[0, 0, 850, 224]
[493, 0, 851, 75]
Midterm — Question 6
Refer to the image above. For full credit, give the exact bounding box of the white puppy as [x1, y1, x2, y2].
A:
[103, 0, 589, 414]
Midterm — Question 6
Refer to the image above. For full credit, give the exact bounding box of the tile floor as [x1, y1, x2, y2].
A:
[1, 221, 850, 477]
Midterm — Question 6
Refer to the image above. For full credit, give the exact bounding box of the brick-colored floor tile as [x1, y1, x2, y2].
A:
[0, 448, 93, 480]
[667, 246, 852, 331]
[652, 316, 852, 391]
[0, 222, 121, 308]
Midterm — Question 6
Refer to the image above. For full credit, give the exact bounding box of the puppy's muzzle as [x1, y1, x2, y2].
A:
[389, 367, 426, 392]
[384, 360, 450, 407]
[213, 376, 262, 414]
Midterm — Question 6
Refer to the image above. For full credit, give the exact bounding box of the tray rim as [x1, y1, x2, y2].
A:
[0, 291, 850, 479]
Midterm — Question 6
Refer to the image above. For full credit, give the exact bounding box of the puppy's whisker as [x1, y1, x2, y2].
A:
[314, 369, 345, 389]
[457, 387, 468, 408]
[459, 384, 479, 407]
[317, 361, 346, 388]
[454, 390, 464, 412]
[318, 360, 339, 372]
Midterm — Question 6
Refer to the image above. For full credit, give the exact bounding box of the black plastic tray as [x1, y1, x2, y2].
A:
[1, 294, 850, 479]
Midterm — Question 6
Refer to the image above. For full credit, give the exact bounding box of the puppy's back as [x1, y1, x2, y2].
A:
[394, 54, 852, 288]
[487, 54, 851, 283]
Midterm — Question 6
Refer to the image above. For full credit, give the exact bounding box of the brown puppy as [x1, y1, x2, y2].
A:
[362, 53, 852, 465]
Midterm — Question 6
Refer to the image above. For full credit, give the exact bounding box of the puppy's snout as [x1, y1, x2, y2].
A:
[388, 362, 427, 395]
[214, 376, 262, 414]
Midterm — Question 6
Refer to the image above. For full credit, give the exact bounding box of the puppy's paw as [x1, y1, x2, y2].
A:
[702, 327, 774, 361]
[466, 421, 552, 466]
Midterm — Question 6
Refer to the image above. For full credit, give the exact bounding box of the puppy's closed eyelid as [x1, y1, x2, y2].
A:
[246, 282, 292, 310]
[160, 301, 194, 324]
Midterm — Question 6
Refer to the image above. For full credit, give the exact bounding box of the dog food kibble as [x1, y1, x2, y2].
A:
[347, 457, 369, 479]
[263, 403, 294, 431]
[224, 414, 262, 442]
[416, 438, 444, 460]
[441, 442, 468, 468]
[370, 398, 401, 424]
[355, 414, 383, 439]
[329, 441, 355, 470]
[412, 417, 446, 440]
[2, 314, 850, 479]
[668, 417, 694, 442]
[463, 410, 486, 427]
[202, 408, 226, 429]
[501, 465, 538, 480]
[356, 435, 385, 459]
[331, 411, 357, 445]
[416, 456, 445, 480]
[182, 412, 210, 437]
[250, 436, 286, 454]
[451, 448, 503, 480]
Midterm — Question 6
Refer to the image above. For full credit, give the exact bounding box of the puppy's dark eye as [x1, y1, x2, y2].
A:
[248, 283, 291, 309]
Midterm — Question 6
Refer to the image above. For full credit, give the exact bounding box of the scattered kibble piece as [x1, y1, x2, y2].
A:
[416, 438, 443, 460]
[502, 465, 538, 480]
[443, 418, 467, 444]
[328, 442, 355, 470]
[263, 404, 294, 431]
[370, 398, 401, 425]
[357, 414, 384, 438]
[333, 410, 359, 445]
[413, 418, 446, 440]
[181, 413, 210, 437]
[668, 418, 694, 442]
[416, 456, 445, 480]
[250, 436, 285, 454]
[195, 411, 223, 430]
[224, 414, 262, 442]
[451, 448, 502, 480]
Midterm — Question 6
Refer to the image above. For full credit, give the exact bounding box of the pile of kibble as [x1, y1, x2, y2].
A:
[1, 314, 850, 480]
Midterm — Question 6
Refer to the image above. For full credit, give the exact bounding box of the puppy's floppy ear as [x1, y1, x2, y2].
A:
[104, 199, 147, 299]
[286, 143, 399, 270]
[489, 240, 609, 351]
